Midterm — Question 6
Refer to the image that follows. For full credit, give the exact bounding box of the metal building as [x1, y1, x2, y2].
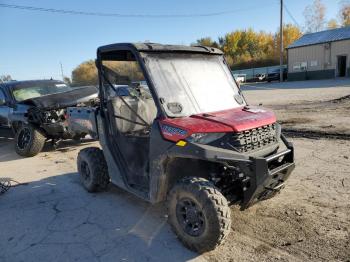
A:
[287, 27, 350, 81]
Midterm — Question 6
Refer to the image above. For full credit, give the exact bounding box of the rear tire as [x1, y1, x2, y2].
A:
[77, 147, 109, 192]
[167, 177, 231, 253]
[15, 124, 46, 157]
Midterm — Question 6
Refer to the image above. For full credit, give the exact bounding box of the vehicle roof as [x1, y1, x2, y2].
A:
[0, 79, 65, 90]
[97, 42, 223, 55]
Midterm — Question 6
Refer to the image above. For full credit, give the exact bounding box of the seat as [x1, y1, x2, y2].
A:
[108, 94, 157, 134]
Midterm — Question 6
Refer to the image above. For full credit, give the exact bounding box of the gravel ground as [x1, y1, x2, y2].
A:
[0, 80, 349, 261]
[243, 78, 350, 105]
[207, 138, 350, 262]
[244, 79, 350, 136]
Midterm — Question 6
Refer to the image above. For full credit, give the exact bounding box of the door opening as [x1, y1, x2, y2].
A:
[337, 56, 347, 77]
[100, 50, 157, 190]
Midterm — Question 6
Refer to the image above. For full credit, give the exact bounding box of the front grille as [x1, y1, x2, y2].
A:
[210, 124, 277, 153]
[231, 124, 277, 153]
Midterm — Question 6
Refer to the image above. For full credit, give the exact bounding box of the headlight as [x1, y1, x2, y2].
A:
[186, 133, 225, 144]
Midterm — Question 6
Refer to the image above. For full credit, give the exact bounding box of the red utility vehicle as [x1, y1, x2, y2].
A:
[68, 43, 295, 252]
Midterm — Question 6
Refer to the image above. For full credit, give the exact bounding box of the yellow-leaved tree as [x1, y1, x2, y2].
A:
[71, 59, 144, 86]
[339, 2, 350, 27]
[72, 60, 98, 86]
[275, 24, 303, 61]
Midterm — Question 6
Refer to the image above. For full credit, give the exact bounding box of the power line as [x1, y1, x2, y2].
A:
[283, 2, 301, 28]
[0, 3, 275, 19]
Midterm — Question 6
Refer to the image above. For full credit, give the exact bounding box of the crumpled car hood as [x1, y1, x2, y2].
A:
[19, 86, 98, 110]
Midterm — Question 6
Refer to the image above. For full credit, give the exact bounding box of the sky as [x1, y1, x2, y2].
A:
[0, 0, 342, 80]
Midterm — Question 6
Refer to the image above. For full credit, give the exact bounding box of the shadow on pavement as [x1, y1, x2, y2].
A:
[41, 138, 97, 154]
[0, 129, 21, 162]
[0, 143, 23, 162]
[0, 128, 14, 143]
[0, 131, 96, 163]
[0, 172, 201, 262]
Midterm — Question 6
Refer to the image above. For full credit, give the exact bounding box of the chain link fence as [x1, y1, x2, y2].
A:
[232, 65, 287, 82]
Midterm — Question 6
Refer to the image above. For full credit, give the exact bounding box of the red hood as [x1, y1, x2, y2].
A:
[191, 106, 276, 132]
[160, 106, 276, 141]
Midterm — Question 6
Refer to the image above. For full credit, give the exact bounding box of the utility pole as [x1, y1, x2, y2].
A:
[280, 0, 284, 82]
[60, 62, 64, 81]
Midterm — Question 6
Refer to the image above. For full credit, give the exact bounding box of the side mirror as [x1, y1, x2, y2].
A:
[0, 98, 5, 106]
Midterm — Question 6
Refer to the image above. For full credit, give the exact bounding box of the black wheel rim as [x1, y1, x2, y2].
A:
[176, 198, 205, 237]
[17, 128, 31, 150]
[80, 161, 91, 182]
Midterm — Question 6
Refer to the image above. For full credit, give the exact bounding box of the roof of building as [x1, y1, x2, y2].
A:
[288, 26, 350, 49]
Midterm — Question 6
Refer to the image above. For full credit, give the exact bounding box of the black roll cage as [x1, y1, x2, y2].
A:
[96, 45, 166, 119]
[95, 44, 168, 196]
[95, 43, 231, 120]
[94, 43, 229, 198]
[99, 68, 150, 127]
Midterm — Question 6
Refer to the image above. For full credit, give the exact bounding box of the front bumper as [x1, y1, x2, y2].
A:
[167, 134, 295, 209]
[241, 134, 294, 209]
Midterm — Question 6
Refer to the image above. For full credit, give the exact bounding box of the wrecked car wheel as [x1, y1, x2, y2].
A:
[167, 177, 231, 253]
[15, 124, 46, 157]
[77, 147, 109, 192]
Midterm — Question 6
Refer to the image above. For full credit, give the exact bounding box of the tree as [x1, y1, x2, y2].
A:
[0, 75, 12, 83]
[72, 25, 302, 75]
[339, 2, 350, 26]
[71, 59, 144, 86]
[304, 0, 326, 32]
[195, 37, 219, 48]
[275, 24, 303, 60]
[63, 76, 72, 85]
[220, 28, 275, 66]
[71, 60, 98, 86]
[327, 19, 339, 29]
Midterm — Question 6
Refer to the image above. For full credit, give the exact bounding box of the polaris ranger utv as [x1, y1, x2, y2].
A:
[70, 43, 295, 252]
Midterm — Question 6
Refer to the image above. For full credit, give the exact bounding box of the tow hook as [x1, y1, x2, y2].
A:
[51, 139, 62, 149]
[265, 182, 285, 192]
[257, 182, 285, 201]
[241, 177, 250, 192]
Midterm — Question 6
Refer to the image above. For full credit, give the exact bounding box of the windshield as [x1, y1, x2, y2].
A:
[144, 53, 244, 117]
[12, 82, 72, 102]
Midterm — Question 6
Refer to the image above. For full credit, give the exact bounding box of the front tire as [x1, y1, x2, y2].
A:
[167, 177, 231, 253]
[77, 147, 109, 192]
[15, 124, 46, 157]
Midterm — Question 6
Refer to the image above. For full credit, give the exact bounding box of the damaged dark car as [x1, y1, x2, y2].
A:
[0, 79, 98, 157]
